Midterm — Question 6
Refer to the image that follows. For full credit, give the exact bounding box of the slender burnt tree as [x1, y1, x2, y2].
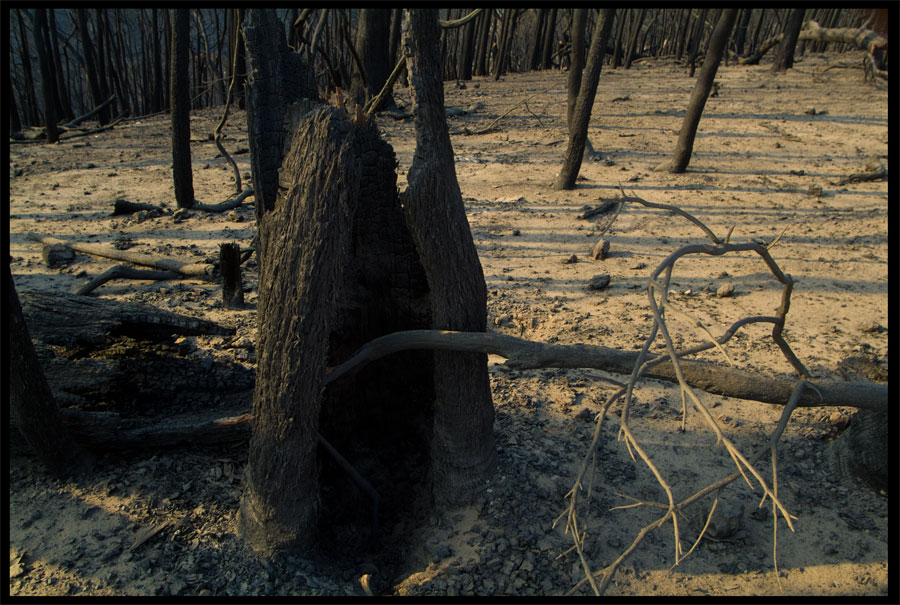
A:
[170, 8, 194, 208]
[554, 8, 615, 191]
[31, 9, 60, 143]
[772, 8, 806, 72]
[655, 8, 737, 173]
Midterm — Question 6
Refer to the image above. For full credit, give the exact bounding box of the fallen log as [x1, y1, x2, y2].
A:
[60, 94, 117, 129]
[742, 20, 888, 73]
[25, 328, 885, 451]
[74, 265, 181, 296]
[324, 330, 888, 412]
[27, 232, 212, 278]
[20, 290, 233, 349]
[112, 199, 164, 215]
[192, 187, 254, 212]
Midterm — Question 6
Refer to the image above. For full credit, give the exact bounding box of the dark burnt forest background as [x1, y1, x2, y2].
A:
[6, 8, 880, 135]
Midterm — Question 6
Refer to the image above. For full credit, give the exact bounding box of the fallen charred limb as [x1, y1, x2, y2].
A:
[20, 290, 233, 349]
[112, 199, 164, 215]
[30, 327, 885, 451]
[27, 232, 212, 278]
[191, 188, 254, 212]
[74, 265, 182, 296]
[325, 330, 887, 412]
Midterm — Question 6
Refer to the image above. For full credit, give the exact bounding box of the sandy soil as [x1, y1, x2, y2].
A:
[7, 53, 888, 597]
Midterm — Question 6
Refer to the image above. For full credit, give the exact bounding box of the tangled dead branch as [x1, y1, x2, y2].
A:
[556, 190, 821, 595]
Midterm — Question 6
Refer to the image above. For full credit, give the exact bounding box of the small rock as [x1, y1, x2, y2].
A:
[511, 229, 521, 236]
[434, 545, 452, 559]
[808, 184, 824, 197]
[716, 283, 735, 298]
[564, 254, 578, 264]
[42, 243, 75, 267]
[588, 274, 610, 291]
[859, 321, 883, 333]
[591, 239, 610, 261]
[574, 408, 594, 422]
[829, 411, 849, 429]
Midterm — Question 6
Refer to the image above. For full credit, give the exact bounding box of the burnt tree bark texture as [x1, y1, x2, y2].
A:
[828, 408, 887, 492]
[219, 242, 244, 308]
[350, 8, 394, 111]
[242, 9, 316, 223]
[170, 8, 194, 208]
[402, 9, 497, 504]
[554, 9, 615, 191]
[237, 106, 357, 556]
[655, 8, 737, 174]
[8, 266, 89, 475]
[772, 8, 806, 72]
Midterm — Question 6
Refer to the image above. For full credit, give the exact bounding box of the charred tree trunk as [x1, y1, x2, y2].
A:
[566, 9, 588, 131]
[239, 8, 433, 556]
[31, 9, 60, 144]
[828, 409, 887, 492]
[242, 8, 316, 223]
[238, 104, 358, 556]
[772, 8, 806, 72]
[654, 9, 737, 174]
[350, 9, 394, 111]
[623, 8, 646, 69]
[402, 9, 497, 504]
[170, 8, 194, 208]
[8, 265, 90, 475]
[554, 9, 615, 191]
[540, 8, 558, 69]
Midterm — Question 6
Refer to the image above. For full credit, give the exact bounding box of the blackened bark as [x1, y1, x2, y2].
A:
[458, 11, 477, 80]
[655, 9, 737, 174]
[151, 8, 164, 113]
[242, 8, 317, 223]
[351, 9, 394, 111]
[540, 8, 558, 69]
[566, 9, 588, 130]
[772, 8, 806, 72]
[402, 9, 497, 504]
[554, 9, 615, 191]
[8, 265, 90, 475]
[220, 243, 244, 308]
[238, 105, 357, 555]
[32, 9, 59, 143]
[623, 8, 646, 69]
[828, 408, 887, 492]
[76, 9, 109, 125]
[170, 8, 194, 208]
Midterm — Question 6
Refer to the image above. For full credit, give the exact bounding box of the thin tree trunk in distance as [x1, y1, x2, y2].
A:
[402, 9, 497, 505]
[772, 8, 806, 72]
[654, 8, 737, 174]
[170, 8, 194, 208]
[8, 264, 91, 476]
[554, 9, 615, 191]
[32, 9, 60, 143]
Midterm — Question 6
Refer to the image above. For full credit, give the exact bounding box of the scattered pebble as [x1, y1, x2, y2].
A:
[588, 274, 610, 290]
[716, 283, 735, 298]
